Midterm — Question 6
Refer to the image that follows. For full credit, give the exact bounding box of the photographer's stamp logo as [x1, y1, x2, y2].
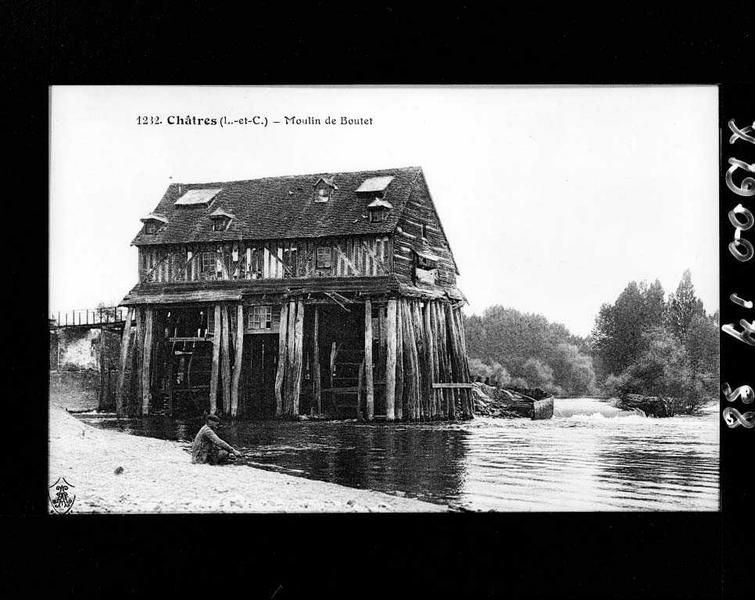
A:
[49, 477, 76, 514]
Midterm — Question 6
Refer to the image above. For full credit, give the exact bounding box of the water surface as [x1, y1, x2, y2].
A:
[78, 397, 719, 511]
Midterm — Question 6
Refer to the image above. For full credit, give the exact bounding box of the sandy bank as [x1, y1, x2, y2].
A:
[48, 406, 446, 513]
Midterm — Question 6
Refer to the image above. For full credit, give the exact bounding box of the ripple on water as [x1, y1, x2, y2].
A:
[79, 397, 719, 511]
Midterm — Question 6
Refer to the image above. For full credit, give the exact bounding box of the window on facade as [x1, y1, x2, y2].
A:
[316, 246, 332, 268]
[369, 210, 387, 223]
[248, 305, 273, 330]
[145, 221, 159, 234]
[283, 247, 298, 277]
[212, 218, 229, 232]
[315, 186, 331, 202]
[200, 252, 217, 280]
[421, 223, 428, 239]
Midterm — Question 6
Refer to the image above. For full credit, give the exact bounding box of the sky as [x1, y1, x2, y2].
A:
[49, 86, 719, 337]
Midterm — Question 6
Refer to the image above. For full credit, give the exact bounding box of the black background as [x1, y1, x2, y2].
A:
[3, 3, 754, 598]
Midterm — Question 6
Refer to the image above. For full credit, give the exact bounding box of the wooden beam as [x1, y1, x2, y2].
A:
[115, 307, 135, 416]
[311, 306, 321, 416]
[231, 303, 244, 417]
[274, 301, 289, 417]
[291, 299, 305, 416]
[361, 240, 388, 274]
[364, 298, 374, 420]
[220, 304, 231, 414]
[334, 243, 361, 275]
[209, 304, 221, 415]
[141, 307, 154, 415]
[384, 299, 397, 421]
[432, 382, 473, 389]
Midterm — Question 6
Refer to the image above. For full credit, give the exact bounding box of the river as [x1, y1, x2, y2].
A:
[77, 397, 719, 511]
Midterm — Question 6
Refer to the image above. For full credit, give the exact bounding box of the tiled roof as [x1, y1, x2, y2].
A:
[131, 166, 424, 246]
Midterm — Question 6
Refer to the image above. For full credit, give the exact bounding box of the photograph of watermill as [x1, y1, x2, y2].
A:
[49, 86, 719, 513]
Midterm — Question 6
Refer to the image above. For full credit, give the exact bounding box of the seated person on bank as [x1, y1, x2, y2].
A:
[191, 414, 241, 465]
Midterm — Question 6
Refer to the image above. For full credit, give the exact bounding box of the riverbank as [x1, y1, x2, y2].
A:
[49, 405, 446, 513]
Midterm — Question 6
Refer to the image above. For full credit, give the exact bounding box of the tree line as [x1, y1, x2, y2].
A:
[464, 270, 719, 411]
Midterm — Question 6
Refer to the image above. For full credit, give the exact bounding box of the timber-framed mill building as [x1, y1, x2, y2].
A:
[116, 166, 473, 421]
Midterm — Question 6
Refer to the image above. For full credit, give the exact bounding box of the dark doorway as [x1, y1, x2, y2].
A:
[243, 334, 278, 419]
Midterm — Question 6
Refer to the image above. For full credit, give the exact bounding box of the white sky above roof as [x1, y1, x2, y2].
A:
[174, 188, 223, 205]
[356, 175, 395, 193]
[49, 86, 718, 337]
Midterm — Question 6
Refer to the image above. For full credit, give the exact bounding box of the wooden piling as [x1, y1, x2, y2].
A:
[230, 303, 244, 417]
[364, 298, 374, 421]
[395, 299, 404, 420]
[384, 299, 397, 421]
[284, 300, 297, 415]
[411, 300, 425, 419]
[274, 301, 289, 417]
[209, 304, 221, 415]
[98, 327, 107, 411]
[131, 308, 145, 415]
[291, 299, 305, 417]
[141, 307, 154, 415]
[311, 306, 321, 416]
[115, 307, 135, 416]
[220, 305, 231, 415]
[401, 300, 420, 420]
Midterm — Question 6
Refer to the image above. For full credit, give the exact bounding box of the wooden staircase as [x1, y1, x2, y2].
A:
[327, 342, 365, 419]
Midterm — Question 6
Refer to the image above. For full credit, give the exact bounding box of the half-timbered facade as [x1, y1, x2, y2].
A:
[116, 166, 473, 420]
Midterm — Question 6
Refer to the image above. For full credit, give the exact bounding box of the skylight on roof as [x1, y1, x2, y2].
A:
[174, 188, 223, 206]
[355, 176, 395, 193]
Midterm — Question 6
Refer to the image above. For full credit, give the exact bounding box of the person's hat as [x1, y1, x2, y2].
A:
[207, 414, 220, 423]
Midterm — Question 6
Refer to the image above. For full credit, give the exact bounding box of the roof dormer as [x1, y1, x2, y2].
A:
[174, 187, 222, 207]
[366, 196, 393, 222]
[313, 176, 338, 203]
[140, 213, 168, 234]
[209, 208, 234, 231]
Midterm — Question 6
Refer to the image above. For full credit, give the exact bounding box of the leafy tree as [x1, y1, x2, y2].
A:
[589, 279, 666, 379]
[463, 306, 595, 396]
[664, 269, 705, 339]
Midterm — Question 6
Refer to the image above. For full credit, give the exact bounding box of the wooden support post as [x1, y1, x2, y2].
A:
[444, 303, 468, 419]
[274, 301, 289, 417]
[230, 303, 244, 417]
[291, 299, 304, 417]
[209, 304, 221, 415]
[311, 306, 321, 416]
[98, 327, 107, 411]
[131, 308, 145, 415]
[115, 308, 135, 416]
[141, 307, 154, 415]
[364, 298, 374, 421]
[424, 301, 437, 419]
[220, 305, 231, 415]
[411, 300, 425, 420]
[395, 299, 404, 420]
[284, 300, 297, 415]
[401, 300, 420, 420]
[385, 299, 397, 421]
[436, 302, 453, 419]
[454, 306, 473, 417]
